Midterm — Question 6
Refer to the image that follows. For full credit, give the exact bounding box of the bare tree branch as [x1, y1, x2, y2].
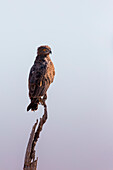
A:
[23, 103, 47, 170]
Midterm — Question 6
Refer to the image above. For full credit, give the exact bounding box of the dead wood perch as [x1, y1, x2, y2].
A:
[23, 103, 47, 170]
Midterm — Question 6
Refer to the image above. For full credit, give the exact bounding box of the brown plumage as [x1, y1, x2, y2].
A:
[27, 45, 55, 111]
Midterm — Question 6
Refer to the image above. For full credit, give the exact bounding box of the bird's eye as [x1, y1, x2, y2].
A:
[43, 49, 46, 51]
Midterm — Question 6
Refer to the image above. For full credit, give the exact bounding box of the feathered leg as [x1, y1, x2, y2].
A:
[40, 93, 47, 106]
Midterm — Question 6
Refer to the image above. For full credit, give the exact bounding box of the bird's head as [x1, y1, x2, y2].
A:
[37, 45, 52, 56]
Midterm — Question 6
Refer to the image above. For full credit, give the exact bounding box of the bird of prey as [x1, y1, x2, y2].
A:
[27, 45, 55, 111]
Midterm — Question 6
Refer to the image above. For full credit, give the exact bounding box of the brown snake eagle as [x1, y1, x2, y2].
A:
[27, 45, 55, 111]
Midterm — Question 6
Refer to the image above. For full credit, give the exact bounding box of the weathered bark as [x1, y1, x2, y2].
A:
[23, 103, 47, 170]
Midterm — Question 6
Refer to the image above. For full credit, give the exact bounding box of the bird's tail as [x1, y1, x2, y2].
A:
[27, 98, 39, 111]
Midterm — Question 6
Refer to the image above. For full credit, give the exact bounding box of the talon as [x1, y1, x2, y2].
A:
[40, 98, 44, 105]
[43, 93, 47, 100]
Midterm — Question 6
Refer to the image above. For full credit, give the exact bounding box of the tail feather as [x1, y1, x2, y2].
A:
[27, 99, 39, 111]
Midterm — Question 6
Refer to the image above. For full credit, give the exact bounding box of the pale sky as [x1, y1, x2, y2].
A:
[0, 0, 113, 170]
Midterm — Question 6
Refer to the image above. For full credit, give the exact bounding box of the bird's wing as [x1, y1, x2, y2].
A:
[28, 62, 46, 98]
[28, 59, 55, 99]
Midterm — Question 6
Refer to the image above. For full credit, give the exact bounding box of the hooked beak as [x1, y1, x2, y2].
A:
[50, 50, 52, 54]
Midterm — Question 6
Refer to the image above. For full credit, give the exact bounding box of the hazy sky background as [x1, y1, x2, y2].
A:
[0, 0, 113, 170]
